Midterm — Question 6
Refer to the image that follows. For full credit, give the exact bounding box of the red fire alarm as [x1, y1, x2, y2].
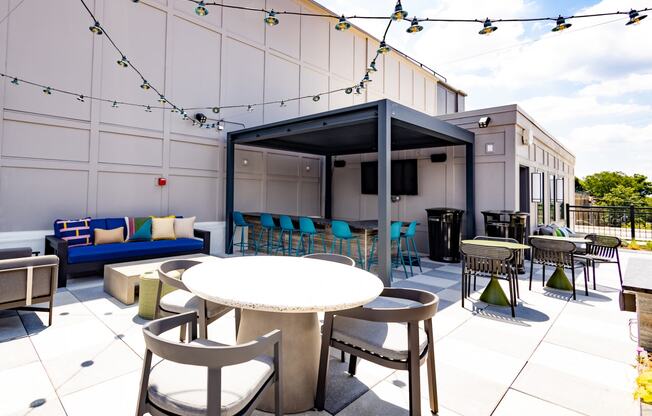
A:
[157, 177, 167, 186]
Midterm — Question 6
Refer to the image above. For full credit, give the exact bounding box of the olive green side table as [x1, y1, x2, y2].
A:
[138, 271, 175, 320]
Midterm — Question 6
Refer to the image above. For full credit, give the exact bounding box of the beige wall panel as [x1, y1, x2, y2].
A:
[332, 165, 360, 220]
[403, 160, 446, 221]
[234, 178, 263, 212]
[330, 78, 355, 110]
[302, 158, 320, 178]
[96, 172, 162, 217]
[235, 149, 263, 174]
[267, 0, 301, 59]
[99, 2, 166, 131]
[425, 79, 436, 115]
[367, 41, 383, 94]
[173, 0, 223, 28]
[264, 54, 300, 123]
[399, 62, 413, 106]
[222, 38, 264, 127]
[170, 140, 219, 171]
[330, 26, 355, 80]
[384, 56, 399, 100]
[224, 0, 265, 45]
[354, 36, 368, 86]
[475, 132, 506, 156]
[0, 167, 89, 231]
[300, 67, 328, 115]
[169, 17, 222, 137]
[267, 153, 299, 176]
[475, 162, 506, 226]
[4, 0, 92, 120]
[98, 132, 163, 167]
[168, 175, 218, 221]
[300, 182, 321, 217]
[2, 121, 89, 162]
[413, 73, 425, 111]
[300, 8, 329, 70]
[452, 162, 467, 210]
[266, 179, 298, 215]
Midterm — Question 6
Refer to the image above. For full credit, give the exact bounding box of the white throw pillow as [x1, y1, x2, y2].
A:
[174, 216, 196, 239]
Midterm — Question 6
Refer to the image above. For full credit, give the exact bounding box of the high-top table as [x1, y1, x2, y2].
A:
[183, 256, 383, 413]
[529, 235, 590, 290]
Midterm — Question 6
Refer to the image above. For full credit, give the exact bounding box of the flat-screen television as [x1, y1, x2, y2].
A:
[361, 159, 418, 195]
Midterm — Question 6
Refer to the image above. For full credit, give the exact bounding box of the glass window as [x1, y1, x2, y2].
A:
[549, 174, 556, 222]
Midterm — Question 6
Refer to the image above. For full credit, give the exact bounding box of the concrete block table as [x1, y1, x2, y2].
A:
[103, 253, 217, 305]
[183, 256, 383, 413]
[622, 258, 652, 349]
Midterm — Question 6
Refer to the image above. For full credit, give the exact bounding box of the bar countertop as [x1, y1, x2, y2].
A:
[242, 212, 380, 230]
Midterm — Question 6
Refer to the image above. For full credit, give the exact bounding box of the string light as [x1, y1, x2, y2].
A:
[407, 17, 423, 33]
[391, 0, 408, 21]
[264, 10, 279, 26]
[627, 9, 647, 25]
[247, 105, 254, 112]
[479, 18, 498, 35]
[158, 95, 166, 103]
[42, 86, 52, 95]
[217, 122, 225, 131]
[111, 101, 118, 108]
[312, 95, 320, 102]
[335, 15, 351, 31]
[345, 87, 353, 94]
[377, 41, 391, 54]
[77, 94, 85, 102]
[117, 56, 129, 67]
[140, 80, 150, 90]
[212, 106, 220, 113]
[362, 73, 372, 84]
[11, 77, 19, 85]
[367, 61, 378, 73]
[552, 15, 572, 32]
[280, 100, 287, 107]
[89, 21, 103, 35]
[195, 1, 208, 16]
[145, 105, 152, 112]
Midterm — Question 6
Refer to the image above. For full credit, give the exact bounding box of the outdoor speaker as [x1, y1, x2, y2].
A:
[430, 153, 447, 163]
[334, 160, 346, 168]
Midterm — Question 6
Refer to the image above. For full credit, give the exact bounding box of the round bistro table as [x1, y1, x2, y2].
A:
[182, 256, 384, 413]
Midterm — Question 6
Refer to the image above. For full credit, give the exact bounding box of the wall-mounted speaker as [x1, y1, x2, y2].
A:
[430, 153, 447, 163]
[334, 160, 346, 168]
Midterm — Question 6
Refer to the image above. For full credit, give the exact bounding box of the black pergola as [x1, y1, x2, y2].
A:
[226, 99, 475, 285]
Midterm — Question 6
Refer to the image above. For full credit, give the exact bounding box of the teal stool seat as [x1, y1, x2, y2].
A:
[330, 220, 364, 267]
[255, 213, 279, 255]
[401, 220, 422, 276]
[296, 217, 327, 256]
[367, 221, 408, 281]
[228, 211, 256, 255]
[275, 215, 296, 256]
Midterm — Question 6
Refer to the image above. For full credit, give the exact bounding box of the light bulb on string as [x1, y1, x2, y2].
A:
[407, 17, 423, 33]
[367, 61, 378, 73]
[158, 95, 166, 104]
[280, 100, 287, 107]
[77, 94, 85, 102]
[391, 0, 408, 21]
[117, 56, 128, 68]
[312, 95, 321, 102]
[627, 9, 647, 25]
[247, 105, 254, 112]
[42, 86, 52, 95]
[265, 10, 279, 26]
[345, 87, 353, 94]
[145, 105, 152, 112]
[195, 1, 208, 16]
[377, 41, 391, 54]
[89, 21, 103, 35]
[551, 15, 572, 32]
[171, 107, 178, 113]
[140, 80, 150, 90]
[212, 107, 220, 114]
[479, 18, 498, 35]
[217, 122, 225, 131]
[11, 77, 19, 85]
[362, 73, 372, 84]
[112, 101, 119, 108]
[335, 15, 351, 31]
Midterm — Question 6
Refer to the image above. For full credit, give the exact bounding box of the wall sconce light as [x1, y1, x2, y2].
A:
[391, 195, 401, 203]
[242, 159, 249, 166]
[478, 116, 491, 128]
[485, 143, 495, 153]
[305, 165, 311, 172]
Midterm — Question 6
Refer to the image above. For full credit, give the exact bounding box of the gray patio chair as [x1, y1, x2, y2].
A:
[574, 234, 623, 289]
[473, 236, 523, 296]
[0, 254, 59, 326]
[136, 312, 282, 416]
[460, 243, 518, 317]
[155, 259, 234, 340]
[302, 252, 355, 267]
[528, 237, 588, 300]
[316, 288, 439, 416]
[0, 247, 32, 260]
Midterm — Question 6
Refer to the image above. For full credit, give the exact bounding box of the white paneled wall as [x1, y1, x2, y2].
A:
[0, 0, 445, 232]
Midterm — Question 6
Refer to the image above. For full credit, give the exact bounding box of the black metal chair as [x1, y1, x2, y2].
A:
[575, 234, 623, 289]
[136, 312, 282, 416]
[316, 288, 439, 416]
[529, 237, 588, 300]
[460, 243, 518, 317]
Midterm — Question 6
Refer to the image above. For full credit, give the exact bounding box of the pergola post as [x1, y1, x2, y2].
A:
[324, 155, 332, 219]
[225, 137, 235, 254]
[465, 142, 476, 238]
[377, 101, 392, 287]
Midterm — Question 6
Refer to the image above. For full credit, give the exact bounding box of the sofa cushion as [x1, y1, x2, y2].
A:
[106, 218, 128, 239]
[54, 218, 92, 247]
[67, 238, 203, 264]
[94, 227, 125, 245]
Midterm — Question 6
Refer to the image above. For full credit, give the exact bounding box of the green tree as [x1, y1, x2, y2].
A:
[575, 177, 585, 192]
[582, 171, 652, 207]
[600, 185, 646, 207]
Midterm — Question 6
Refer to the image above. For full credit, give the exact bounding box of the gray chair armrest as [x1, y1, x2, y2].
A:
[0, 247, 32, 261]
[0, 255, 59, 272]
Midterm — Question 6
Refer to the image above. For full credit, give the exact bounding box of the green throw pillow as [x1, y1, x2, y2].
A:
[129, 218, 152, 241]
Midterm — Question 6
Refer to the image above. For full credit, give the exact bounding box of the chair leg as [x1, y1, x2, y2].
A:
[529, 259, 534, 290]
[179, 323, 186, 342]
[136, 350, 153, 416]
[584, 264, 590, 295]
[411, 237, 422, 273]
[316, 313, 334, 411]
[367, 238, 376, 271]
[616, 251, 623, 286]
[508, 275, 516, 317]
[461, 270, 466, 309]
[425, 319, 438, 415]
[240, 226, 246, 255]
[198, 303, 208, 339]
[542, 264, 546, 286]
[235, 308, 241, 338]
[357, 239, 363, 269]
[405, 237, 414, 277]
[348, 354, 358, 376]
[340, 350, 345, 362]
[407, 322, 422, 416]
[228, 226, 236, 253]
[398, 239, 409, 278]
[571, 265, 577, 300]
[592, 261, 597, 290]
[48, 298, 54, 326]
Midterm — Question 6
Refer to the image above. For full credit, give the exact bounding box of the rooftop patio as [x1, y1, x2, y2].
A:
[0, 249, 642, 416]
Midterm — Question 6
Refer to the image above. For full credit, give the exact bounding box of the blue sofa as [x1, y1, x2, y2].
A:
[45, 217, 210, 287]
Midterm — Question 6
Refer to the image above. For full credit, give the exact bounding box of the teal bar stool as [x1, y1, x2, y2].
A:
[255, 213, 278, 255]
[367, 221, 409, 280]
[228, 211, 256, 255]
[402, 220, 422, 276]
[296, 217, 327, 256]
[330, 220, 363, 267]
[275, 215, 296, 256]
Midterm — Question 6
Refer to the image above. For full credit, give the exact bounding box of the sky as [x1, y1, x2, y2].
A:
[319, 0, 652, 179]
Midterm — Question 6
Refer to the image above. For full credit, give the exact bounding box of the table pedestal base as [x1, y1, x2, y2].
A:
[480, 277, 511, 306]
[237, 309, 320, 413]
[546, 267, 573, 291]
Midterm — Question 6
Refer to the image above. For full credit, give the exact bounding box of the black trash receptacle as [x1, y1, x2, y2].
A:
[426, 208, 464, 263]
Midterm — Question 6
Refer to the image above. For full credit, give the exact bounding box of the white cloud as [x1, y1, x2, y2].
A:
[518, 95, 651, 123]
[578, 73, 652, 97]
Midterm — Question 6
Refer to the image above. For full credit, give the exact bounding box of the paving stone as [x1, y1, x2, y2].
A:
[493, 389, 584, 416]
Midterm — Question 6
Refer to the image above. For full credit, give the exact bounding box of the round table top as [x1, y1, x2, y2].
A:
[461, 239, 530, 250]
[182, 256, 384, 313]
[528, 235, 590, 244]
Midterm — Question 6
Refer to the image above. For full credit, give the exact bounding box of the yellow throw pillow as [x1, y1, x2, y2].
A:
[152, 217, 176, 240]
[94, 227, 125, 245]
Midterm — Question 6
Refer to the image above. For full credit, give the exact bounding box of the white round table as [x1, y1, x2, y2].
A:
[183, 256, 383, 413]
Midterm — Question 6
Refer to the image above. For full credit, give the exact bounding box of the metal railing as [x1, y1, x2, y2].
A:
[566, 204, 652, 241]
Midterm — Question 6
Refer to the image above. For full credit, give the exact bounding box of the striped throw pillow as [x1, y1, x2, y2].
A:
[54, 217, 92, 247]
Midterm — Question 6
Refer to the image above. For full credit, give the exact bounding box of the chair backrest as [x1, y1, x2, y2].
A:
[0, 247, 32, 261]
[529, 237, 576, 267]
[279, 215, 294, 231]
[299, 217, 317, 234]
[0, 255, 58, 305]
[331, 220, 352, 238]
[390, 222, 403, 240]
[158, 259, 202, 292]
[336, 287, 439, 323]
[459, 243, 514, 276]
[473, 236, 519, 244]
[585, 234, 620, 259]
[260, 213, 276, 228]
[232, 211, 247, 227]
[303, 253, 355, 267]
[404, 221, 418, 238]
